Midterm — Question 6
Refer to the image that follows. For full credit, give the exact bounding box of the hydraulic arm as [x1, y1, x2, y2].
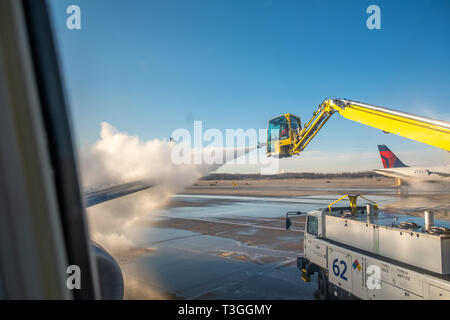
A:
[266, 98, 450, 158]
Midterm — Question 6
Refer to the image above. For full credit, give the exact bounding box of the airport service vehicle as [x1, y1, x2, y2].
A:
[266, 98, 450, 158]
[374, 145, 450, 185]
[286, 198, 450, 300]
[269, 99, 450, 299]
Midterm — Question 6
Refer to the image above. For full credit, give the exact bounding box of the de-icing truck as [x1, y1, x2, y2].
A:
[286, 196, 450, 300]
[267, 98, 450, 299]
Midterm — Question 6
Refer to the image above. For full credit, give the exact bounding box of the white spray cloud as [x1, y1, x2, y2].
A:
[81, 122, 255, 254]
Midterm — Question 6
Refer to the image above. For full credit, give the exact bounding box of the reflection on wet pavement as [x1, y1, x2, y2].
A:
[118, 193, 397, 300]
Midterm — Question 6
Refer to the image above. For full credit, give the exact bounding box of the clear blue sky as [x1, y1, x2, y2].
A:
[48, 0, 450, 171]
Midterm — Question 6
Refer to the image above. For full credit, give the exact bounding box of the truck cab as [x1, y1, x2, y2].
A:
[303, 211, 327, 269]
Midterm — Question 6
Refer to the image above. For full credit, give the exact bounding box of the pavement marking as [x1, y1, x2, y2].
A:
[156, 215, 305, 232]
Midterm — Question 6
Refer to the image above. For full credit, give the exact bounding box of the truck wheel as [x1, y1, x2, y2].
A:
[317, 269, 329, 300]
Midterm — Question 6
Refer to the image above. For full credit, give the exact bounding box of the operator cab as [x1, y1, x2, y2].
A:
[266, 113, 301, 157]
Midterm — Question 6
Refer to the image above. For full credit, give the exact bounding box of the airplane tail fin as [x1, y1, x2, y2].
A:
[377, 145, 408, 168]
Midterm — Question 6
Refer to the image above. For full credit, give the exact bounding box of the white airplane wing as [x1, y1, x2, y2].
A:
[84, 181, 154, 207]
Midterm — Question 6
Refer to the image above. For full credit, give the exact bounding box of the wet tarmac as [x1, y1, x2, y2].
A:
[119, 192, 397, 300]
[84, 176, 450, 300]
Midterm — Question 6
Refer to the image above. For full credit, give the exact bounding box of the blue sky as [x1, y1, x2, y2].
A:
[48, 0, 450, 172]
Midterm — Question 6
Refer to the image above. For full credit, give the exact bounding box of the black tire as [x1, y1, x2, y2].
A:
[317, 269, 329, 300]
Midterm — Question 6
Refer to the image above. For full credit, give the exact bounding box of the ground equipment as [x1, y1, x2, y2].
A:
[287, 199, 450, 300]
[273, 98, 450, 299]
[267, 99, 450, 157]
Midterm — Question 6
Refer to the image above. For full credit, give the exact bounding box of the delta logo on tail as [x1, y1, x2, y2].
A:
[374, 145, 450, 182]
[377, 145, 408, 168]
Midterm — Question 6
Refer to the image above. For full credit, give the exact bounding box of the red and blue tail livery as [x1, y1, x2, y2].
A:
[377, 145, 408, 168]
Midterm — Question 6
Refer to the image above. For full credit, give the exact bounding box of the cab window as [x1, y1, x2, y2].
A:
[307, 216, 318, 236]
[267, 116, 289, 152]
[290, 117, 300, 131]
[268, 116, 288, 143]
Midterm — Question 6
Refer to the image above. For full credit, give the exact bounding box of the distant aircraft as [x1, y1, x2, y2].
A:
[374, 145, 450, 184]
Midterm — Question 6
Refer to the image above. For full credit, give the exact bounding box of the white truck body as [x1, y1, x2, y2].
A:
[300, 209, 450, 300]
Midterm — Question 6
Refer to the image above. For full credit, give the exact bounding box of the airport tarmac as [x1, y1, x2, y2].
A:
[99, 178, 450, 300]
[119, 194, 326, 300]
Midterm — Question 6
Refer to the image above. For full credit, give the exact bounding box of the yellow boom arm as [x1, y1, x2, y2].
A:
[268, 98, 450, 157]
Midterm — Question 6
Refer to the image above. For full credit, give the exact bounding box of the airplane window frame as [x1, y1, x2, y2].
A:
[21, 0, 100, 299]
